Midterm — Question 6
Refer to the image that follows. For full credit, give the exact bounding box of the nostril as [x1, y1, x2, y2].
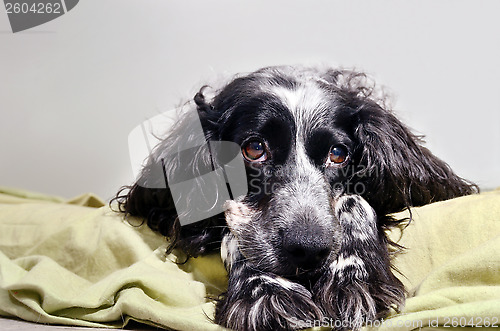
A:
[283, 242, 332, 270]
[287, 246, 307, 259]
[316, 248, 330, 261]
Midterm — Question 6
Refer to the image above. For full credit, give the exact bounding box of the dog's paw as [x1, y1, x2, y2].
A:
[315, 278, 376, 330]
[313, 260, 377, 331]
[216, 274, 323, 331]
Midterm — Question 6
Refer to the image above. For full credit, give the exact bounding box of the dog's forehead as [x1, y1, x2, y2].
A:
[264, 81, 333, 137]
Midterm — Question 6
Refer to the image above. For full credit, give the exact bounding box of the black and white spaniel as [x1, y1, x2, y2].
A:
[115, 66, 477, 331]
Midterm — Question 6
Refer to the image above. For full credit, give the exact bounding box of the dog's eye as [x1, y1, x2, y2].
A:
[242, 140, 267, 162]
[328, 146, 349, 166]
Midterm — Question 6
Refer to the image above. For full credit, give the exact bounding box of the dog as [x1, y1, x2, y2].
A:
[114, 66, 477, 330]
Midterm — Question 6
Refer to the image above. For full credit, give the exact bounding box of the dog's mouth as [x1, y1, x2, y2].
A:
[281, 262, 330, 279]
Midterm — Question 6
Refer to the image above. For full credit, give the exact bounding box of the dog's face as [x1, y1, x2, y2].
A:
[118, 65, 477, 330]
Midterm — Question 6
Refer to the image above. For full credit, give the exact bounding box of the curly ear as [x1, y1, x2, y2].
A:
[328, 70, 478, 216]
[113, 90, 227, 256]
[354, 105, 477, 215]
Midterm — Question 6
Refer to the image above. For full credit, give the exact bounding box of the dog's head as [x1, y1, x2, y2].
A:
[116, 66, 477, 275]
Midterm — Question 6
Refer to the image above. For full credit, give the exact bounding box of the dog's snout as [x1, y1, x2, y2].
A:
[282, 225, 333, 270]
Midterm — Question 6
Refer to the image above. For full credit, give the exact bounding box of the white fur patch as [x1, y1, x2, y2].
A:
[333, 254, 366, 270]
[331, 254, 369, 279]
[221, 233, 239, 270]
[247, 274, 296, 291]
[270, 83, 330, 138]
[224, 199, 253, 231]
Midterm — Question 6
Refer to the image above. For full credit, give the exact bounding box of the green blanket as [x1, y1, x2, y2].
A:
[0, 187, 499, 330]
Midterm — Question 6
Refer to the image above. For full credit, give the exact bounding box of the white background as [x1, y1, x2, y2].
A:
[1, 0, 499, 200]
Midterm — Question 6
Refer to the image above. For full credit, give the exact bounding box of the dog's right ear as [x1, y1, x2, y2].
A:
[113, 127, 199, 241]
[114, 180, 179, 239]
[322, 69, 478, 216]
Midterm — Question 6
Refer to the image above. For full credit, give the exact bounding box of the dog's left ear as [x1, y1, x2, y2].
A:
[330, 71, 478, 215]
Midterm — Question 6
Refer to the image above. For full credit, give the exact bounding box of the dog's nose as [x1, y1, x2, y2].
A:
[282, 228, 332, 270]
